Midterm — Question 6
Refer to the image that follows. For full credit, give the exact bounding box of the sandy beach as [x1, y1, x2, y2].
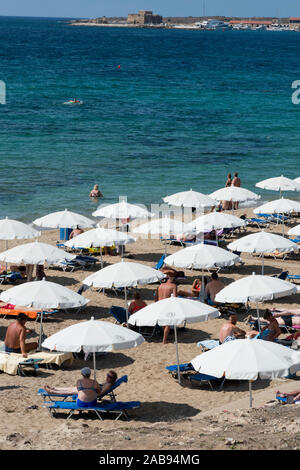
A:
[0, 207, 299, 451]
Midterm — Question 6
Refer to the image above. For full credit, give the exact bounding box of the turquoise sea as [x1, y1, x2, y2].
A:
[1, 17, 300, 221]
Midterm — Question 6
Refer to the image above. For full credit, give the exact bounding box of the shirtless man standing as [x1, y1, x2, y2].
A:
[232, 172, 241, 209]
[219, 314, 246, 343]
[155, 277, 177, 344]
[205, 272, 225, 305]
[4, 313, 38, 357]
[69, 226, 84, 240]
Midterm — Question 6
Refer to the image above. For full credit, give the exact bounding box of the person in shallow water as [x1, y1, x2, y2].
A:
[90, 184, 103, 198]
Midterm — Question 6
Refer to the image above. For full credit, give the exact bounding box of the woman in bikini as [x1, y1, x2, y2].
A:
[44, 368, 117, 407]
[128, 292, 147, 316]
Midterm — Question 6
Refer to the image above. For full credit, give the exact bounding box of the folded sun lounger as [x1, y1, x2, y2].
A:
[44, 400, 141, 420]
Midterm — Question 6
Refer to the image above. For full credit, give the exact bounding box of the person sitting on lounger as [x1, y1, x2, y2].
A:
[219, 314, 247, 343]
[4, 313, 38, 357]
[205, 272, 225, 305]
[178, 278, 207, 298]
[276, 389, 300, 404]
[128, 292, 147, 316]
[44, 368, 118, 407]
[249, 310, 282, 342]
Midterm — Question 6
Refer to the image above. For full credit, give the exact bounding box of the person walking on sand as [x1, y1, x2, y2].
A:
[155, 277, 177, 344]
[232, 172, 241, 209]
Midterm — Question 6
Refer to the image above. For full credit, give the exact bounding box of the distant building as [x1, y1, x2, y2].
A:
[289, 18, 300, 29]
[127, 10, 163, 25]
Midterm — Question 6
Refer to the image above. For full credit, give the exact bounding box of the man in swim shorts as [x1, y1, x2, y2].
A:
[4, 313, 38, 357]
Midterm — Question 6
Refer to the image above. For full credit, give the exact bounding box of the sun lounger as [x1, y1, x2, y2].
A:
[153, 254, 166, 270]
[44, 400, 141, 420]
[109, 306, 127, 324]
[17, 358, 43, 377]
[0, 307, 57, 320]
[54, 255, 97, 272]
[287, 274, 300, 282]
[276, 395, 300, 404]
[245, 218, 269, 228]
[0, 272, 24, 284]
[38, 375, 128, 403]
[272, 270, 289, 281]
[189, 373, 226, 391]
[166, 363, 194, 375]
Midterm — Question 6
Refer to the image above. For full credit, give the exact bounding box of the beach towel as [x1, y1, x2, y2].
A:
[0, 350, 73, 375]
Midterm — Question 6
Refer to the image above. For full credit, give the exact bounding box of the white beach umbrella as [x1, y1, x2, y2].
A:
[256, 175, 300, 197]
[92, 201, 153, 219]
[0, 217, 40, 241]
[163, 189, 217, 209]
[0, 241, 75, 265]
[0, 279, 89, 347]
[254, 198, 300, 234]
[133, 217, 195, 237]
[33, 209, 96, 229]
[215, 272, 297, 332]
[209, 187, 260, 203]
[165, 243, 241, 301]
[64, 227, 136, 268]
[294, 177, 300, 185]
[133, 217, 195, 254]
[190, 212, 246, 244]
[227, 231, 299, 274]
[42, 317, 144, 380]
[254, 197, 300, 215]
[191, 339, 300, 407]
[128, 296, 219, 383]
[288, 224, 300, 236]
[83, 261, 166, 321]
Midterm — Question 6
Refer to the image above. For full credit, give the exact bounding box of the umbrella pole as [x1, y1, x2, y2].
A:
[100, 250, 103, 269]
[38, 311, 44, 350]
[174, 326, 181, 385]
[262, 253, 264, 275]
[249, 380, 253, 408]
[256, 302, 261, 334]
[200, 272, 205, 302]
[125, 287, 128, 323]
[93, 352, 97, 381]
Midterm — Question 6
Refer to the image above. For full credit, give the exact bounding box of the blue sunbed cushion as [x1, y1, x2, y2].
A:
[47, 400, 140, 411]
[189, 373, 222, 382]
[166, 363, 193, 372]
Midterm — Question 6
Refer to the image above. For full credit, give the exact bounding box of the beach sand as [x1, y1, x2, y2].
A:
[0, 208, 299, 450]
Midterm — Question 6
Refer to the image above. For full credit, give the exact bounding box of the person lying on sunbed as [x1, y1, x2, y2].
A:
[160, 265, 185, 279]
[246, 308, 300, 329]
[276, 389, 300, 404]
[0, 301, 48, 313]
[44, 368, 118, 407]
[4, 313, 38, 357]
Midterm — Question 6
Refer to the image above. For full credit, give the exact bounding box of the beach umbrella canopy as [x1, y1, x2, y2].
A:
[32, 209, 96, 229]
[164, 243, 241, 270]
[294, 177, 300, 185]
[0, 279, 89, 348]
[190, 212, 246, 233]
[191, 339, 300, 407]
[133, 217, 195, 238]
[65, 227, 136, 249]
[163, 189, 217, 209]
[83, 260, 166, 289]
[254, 198, 300, 215]
[215, 272, 297, 304]
[92, 201, 153, 219]
[256, 175, 300, 195]
[227, 231, 299, 274]
[288, 224, 300, 236]
[42, 317, 144, 379]
[0, 241, 75, 265]
[0, 217, 40, 240]
[128, 296, 220, 384]
[209, 187, 260, 203]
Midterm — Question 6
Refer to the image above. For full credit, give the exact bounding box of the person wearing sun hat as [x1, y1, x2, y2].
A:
[44, 369, 118, 406]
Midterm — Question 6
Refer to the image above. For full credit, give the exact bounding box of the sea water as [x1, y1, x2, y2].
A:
[0, 17, 300, 221]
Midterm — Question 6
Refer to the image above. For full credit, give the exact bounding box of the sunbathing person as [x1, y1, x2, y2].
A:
[44, 368, 117, 407]
[161, 265, 185, 279]
[246, 308, 300, 328]
[128, 292, 147, 315]
[4, 313, 38, 357]
[249, 310, 282, 341]
[205, 272, 225, 305]
[69, 226, 84, 239]
[219, 314, 247, 343]
[178, 278, 207, 298]
[0, 301, 45, 313]
[276, 389, 300, 403]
